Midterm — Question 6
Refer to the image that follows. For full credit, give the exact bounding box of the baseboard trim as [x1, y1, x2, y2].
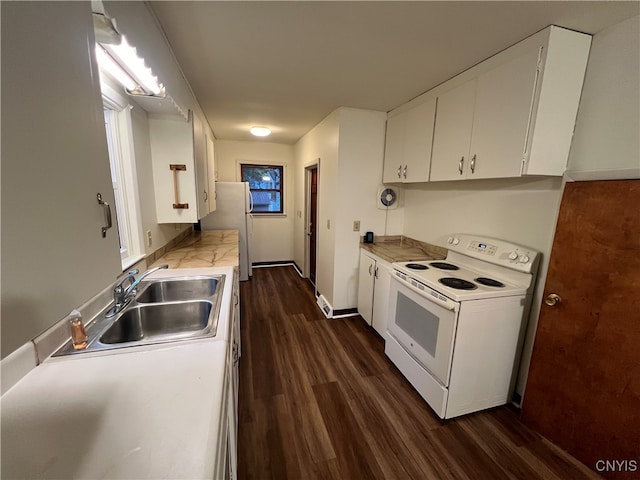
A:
[252, 260, 295, 267]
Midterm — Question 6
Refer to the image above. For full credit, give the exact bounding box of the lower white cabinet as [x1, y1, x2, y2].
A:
[217, 270, 241, 480]
[357, 250, 392, 336]
[371, 262, 392, 336]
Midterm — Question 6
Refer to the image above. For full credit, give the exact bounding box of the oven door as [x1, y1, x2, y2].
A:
[387, 273, 460, 387]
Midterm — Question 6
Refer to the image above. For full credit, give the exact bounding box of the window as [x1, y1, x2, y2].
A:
[102, 95, 144, 269]
[240, 164, 284, 214]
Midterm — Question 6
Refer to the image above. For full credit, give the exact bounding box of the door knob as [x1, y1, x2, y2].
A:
[545, 293, 562, 307]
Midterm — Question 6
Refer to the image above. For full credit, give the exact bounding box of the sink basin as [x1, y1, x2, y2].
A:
[100, 301, 213, 344]
[53, 274, 226, 356]
[136, 278, 219, 303]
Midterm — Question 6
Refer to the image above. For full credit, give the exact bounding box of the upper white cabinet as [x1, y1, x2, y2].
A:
[149, 111, 214, 223]
[389, 26, 591, 183]
[383, 98, 436, 183]
[431, 48, 542, 180]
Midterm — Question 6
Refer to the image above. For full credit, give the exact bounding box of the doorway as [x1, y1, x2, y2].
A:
[305, 164, 319, 286]
[521, 179, 640, 477]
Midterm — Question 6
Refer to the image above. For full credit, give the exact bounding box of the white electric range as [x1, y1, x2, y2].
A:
[385, 234, 540, 419]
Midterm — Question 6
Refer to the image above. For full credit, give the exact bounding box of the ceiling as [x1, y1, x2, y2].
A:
[148, 1, 639, 145]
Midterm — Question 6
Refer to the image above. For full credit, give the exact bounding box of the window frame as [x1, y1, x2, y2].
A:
[240, 163, 285, 215]
[101, 84, 145, 270]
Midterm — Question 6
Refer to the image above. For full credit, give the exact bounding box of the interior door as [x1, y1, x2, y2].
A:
[308, 166, 318, 284]
[522, 179, 640, 478]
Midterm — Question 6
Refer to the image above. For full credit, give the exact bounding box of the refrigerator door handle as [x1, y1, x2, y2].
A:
[248, 189, 254, 213]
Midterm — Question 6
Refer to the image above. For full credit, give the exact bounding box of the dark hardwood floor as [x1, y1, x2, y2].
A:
[238, 266, 600, 480]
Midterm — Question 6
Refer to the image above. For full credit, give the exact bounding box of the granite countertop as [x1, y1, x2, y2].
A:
[360, 235, 447, 264]
[150, 230, 239, 269]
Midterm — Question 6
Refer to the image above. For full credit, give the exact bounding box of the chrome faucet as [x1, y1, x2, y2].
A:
[106, 264, 169, 317]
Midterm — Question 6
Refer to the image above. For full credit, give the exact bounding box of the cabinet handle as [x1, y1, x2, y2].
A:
[470, 154, 476, 173]
[204, 190, 208, 202]
[458, 157, 464, 175]
[397, 165, 402, 179]
[403, 165, 407, 179]
[96, 193, 112, 238]
[368, 264, 373, 276]
[170, 164, 189, 209]
[374, 266, 379, 279]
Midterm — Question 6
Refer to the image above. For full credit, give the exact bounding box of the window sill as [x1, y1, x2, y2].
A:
[251, 213, 287, 218]
[121, 254, 146, 272]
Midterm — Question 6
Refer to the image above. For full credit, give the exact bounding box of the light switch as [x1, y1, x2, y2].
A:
[353, 220, 360, 232]
[326, 219, 330, 229]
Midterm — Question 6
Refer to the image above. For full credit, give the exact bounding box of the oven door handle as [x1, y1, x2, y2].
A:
[392, 273, 459, 312]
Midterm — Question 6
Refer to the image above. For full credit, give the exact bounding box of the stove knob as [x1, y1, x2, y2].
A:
[519, 254, 530, 264]
[447, 236, 454, 245]
[452, 237, 460, 245]
[508, 251, 518, 260]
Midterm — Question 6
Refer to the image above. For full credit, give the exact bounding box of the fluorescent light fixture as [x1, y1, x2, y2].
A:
[95, 44, 137, 91]
[97, 36, 165, 97]
[250, 126, 271, 137]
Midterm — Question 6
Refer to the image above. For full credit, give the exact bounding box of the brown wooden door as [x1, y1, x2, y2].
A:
[522, 180, 640, 479]
[309, 167, 318, 285]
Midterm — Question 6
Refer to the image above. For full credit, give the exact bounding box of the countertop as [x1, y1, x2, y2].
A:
[360, 235, 447, 264]
[1, 267, 235, 480]
[150, 230, 239, 269]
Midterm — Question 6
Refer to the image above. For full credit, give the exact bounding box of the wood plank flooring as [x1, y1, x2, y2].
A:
[238, 266, 600, 480]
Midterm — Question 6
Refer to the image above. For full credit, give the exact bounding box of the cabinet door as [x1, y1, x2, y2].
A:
[430, 80, 476, 181]
[149, 116, 198, 223]
[1, 2, 122, 356]
[403, 98, 437, 183]
[357, 251, 376, 325]
[371, 262, 392, 336]
[469, 48, 541, 179]
[206, 134, 217, 212]
[382, 112, 405, 183]
[193, 114, 210, 218]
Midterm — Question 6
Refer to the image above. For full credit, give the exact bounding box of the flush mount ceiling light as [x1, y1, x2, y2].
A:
[250, 126, 271, 137]
[96, 35, 165, 97]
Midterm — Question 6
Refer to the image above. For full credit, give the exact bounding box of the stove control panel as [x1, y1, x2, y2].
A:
[444, 233, 540, 274]
[467, 241, 497, 256]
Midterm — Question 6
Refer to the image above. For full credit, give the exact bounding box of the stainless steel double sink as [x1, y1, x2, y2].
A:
[54, 275, 225, 356]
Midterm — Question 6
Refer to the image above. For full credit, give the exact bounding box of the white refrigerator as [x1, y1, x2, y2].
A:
[200, 182, 253, 281]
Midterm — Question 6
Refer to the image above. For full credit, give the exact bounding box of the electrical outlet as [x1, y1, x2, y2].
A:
[146, 230, 152, 247]
[353, 220, 360, 232]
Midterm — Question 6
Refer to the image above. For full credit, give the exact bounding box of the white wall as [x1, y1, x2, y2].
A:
[214, 140, 295, 263]
[293, 107, 400, 310]
[294, 111, 340, 302]
[333, 108, 400, 309]
[566, 15, 640, 178]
